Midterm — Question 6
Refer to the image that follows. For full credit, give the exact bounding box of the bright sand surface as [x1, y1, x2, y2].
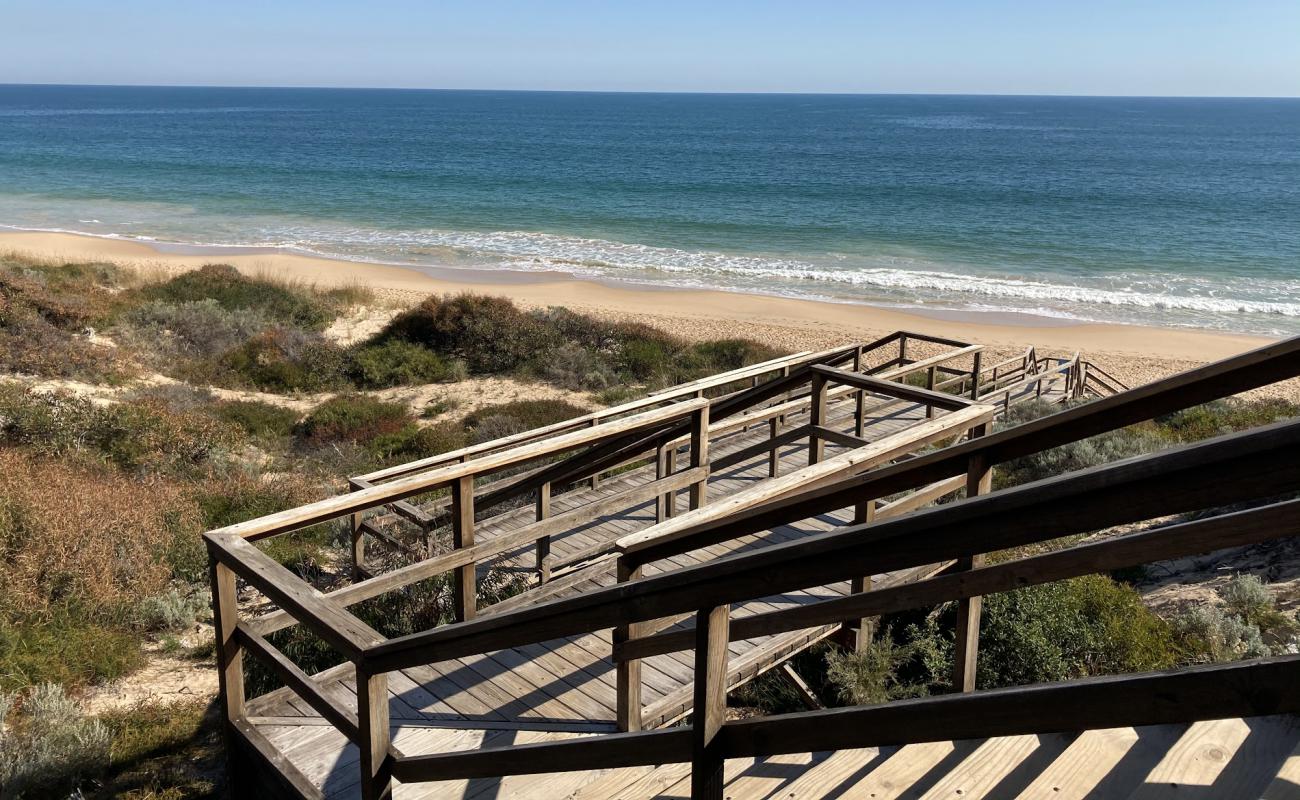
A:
[2, 229, 1290, 397]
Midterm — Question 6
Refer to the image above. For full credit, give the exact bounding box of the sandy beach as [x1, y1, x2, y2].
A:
[2, 229, 1290, 398]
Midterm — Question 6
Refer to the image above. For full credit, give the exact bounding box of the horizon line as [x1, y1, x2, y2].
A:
[2, 81, 1298, 101]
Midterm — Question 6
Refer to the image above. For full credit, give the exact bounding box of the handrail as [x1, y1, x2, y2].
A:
[204, 397, 708, 542]
[388, 654, 1300, 782]
[357, 346, 846, 484]
[631, 335, 1300, 567]
[361, 414, 1300, 672]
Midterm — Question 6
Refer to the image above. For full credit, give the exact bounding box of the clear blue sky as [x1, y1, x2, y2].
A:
[3, 0, 1297, 96]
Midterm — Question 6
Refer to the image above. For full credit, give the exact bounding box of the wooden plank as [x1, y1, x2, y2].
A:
[1263, 731, 1300, 800]
[813, 364, 975, 411]
[692, 604, 730, 799]
[847, 741, 963, 800]
[917, 733, 1068, 799]
[206, 533, 383, 659]
[236, 624, 360, 743]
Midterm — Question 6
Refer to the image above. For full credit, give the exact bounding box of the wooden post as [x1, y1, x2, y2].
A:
[536, 481, 551, 583]
[691, 604, 730, 800]
[898, 334, 909, 365]
[952, 428, 993, 693]
[356, 665, 392, 800]
[926, 366, 937, 419]
[808, 371, 827, 465]
[845, 499, 877, 653]
[970, 351, 983, 401]
[210, 558, 244, 726]
[451, 475, 476, 622]
[853, 346, 866, 438]
[662, 446, 678, 518]
[614, 557, 643, 732]
[349, 482, 367, 583]
[688, 405, 710, 511]
[768, 417, 780, 478]
[589, 418, 602, 489]
[655, 442, 669, 523]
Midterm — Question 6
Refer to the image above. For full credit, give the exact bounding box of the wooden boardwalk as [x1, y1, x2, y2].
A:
[244, 394, 978, 796]
[205, 330, 1300, 800]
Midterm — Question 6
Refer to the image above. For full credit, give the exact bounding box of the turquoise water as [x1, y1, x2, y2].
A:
[1, 85, 1298, 333]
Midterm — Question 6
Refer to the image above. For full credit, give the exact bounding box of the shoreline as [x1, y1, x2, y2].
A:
[0, 229, 1282, 389]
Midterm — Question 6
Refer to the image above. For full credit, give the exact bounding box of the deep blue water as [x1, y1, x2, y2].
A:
[1, 85, 1298, 332]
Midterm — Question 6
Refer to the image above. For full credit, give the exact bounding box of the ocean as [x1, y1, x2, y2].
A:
[1, 85, 1297, 334]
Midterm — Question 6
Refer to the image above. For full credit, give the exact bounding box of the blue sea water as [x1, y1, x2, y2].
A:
[1, 85, 1298, 334]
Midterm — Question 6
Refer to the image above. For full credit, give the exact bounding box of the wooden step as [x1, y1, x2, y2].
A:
[917, 733, 1071, 799]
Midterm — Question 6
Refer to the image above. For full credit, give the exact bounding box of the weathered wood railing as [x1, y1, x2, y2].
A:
[332, 335, 1300, 799]
[204, 329, 1142, 799]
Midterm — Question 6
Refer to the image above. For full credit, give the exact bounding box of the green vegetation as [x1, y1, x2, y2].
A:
[1171, 574, 1299, 662]
[133, 263, 339, 331]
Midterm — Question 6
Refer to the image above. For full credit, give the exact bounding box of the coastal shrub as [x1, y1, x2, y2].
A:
[1155, 399, 1300, 443]
[0, 449, 201, 625]
[461, 399, 588, 441]
[367, 421, 466, 463]
[376, 293, 560, 373]
[536, 342, 618, 390]
[1172, 575, 1299, 662]
[970, 575, 1177, 688]
[0, 683, 113, 798]
[0, 619, 144, 691]
[349, 339, 457, 388]
[825, 629, 933, 706]
[992, 400, 1164, 489]
[691, 338, 782, 372]
[213, 398, 301, 438]
[132, 587, 210, 633]
[134, 264, 336, 330]
[218, 327, 350, 392]
[295, 395, 412, 445]
[120, 298, 275, 362]
[190, 472, 331, 571]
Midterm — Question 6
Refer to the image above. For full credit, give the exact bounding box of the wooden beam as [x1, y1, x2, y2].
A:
[613, 495, 1300, 662]
[236, 623, 360, 742]
[691, 604, 730, 800]
[206, 533, 383, 659]
[451, 475, 476, 622]
[811, 364, 974, 412]
[356, 666, 392, 800]
[808, 371, 827, 465]
[209, 558, 243, 723]
[361, 417, 1300, 672]
[952, 443, 992, 693]
[719, 656, 1300, 759]
[615, 557, 644, 733]
[618, 335, 1300, 568]
[688, 406, 710, 511]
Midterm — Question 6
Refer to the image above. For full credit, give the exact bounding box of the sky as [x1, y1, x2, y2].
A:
[2, 0, 1298, 97]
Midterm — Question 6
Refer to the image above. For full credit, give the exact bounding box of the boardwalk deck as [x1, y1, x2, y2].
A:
[243, 392, 982, 795]
[203, 330, 1293, 800]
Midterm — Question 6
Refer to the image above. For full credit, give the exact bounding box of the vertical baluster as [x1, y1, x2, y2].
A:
[952, 428, 993, 693]
[688, 405, 710, 510]
[970, 351, 983, 401]
[808, 371, 827, 465]
[845, 499, 877, 652]
[926, 365, 937, 419]
[691, 604, 730, 800]
[768, 416, 780, 477]
[451, 475, 476, 622]
[356, 666, 392, 800]
[853, 345, 866, 438]
[210, 558, 244, 727]
[536, 480, 552, 582]
[614, 556, 643, 732]
[589, 417, 602, 489]
[348, 480, 367, 582]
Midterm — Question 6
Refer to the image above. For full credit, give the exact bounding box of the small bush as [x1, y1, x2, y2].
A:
[218, 327, 350, 393]
[213, 399, 301, 438]
[191, 472, 331, 570]
[825, 629, 932, 705]
[0, 683, 113, 797]
[368, 421, 467, 462]
[295, 395, 413, 446]
[134, 264, 336, 331]
[993, 400, 1164, 489]
[349, 339, 457, 388]
[132, 588, 210, 633]
[98, 698, 218, 798]
[461, 399, 588, 434]
[536, 342, 617, 390]
[0, 620, 143, 691]
[119, 298, 275, 362]
[377, 293, 560, 374]
[1156, 399, 1300, 443]
[971, 575, 1177, 688]
[1172, 605, 1271, 662]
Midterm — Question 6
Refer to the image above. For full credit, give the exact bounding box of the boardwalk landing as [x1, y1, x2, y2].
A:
[245, 391, 980, 797]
